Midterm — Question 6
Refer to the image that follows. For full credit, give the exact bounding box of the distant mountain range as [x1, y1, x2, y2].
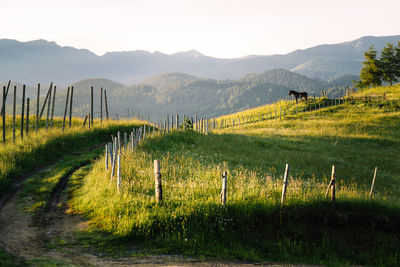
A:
[0, 35, 399, 85]
[3, 69, 355, 121]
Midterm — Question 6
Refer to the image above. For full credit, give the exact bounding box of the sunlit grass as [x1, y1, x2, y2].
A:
[68, 85, 400, 265]
[0, 115, 146, 195]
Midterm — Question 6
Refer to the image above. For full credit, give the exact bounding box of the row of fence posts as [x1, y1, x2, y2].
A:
[1, 82, 65, 143]
[212, 98, 347, 129]
[1, 82, 117, 143]
[152, 114, 210, 135]
[106, 124, 156, 193]
[146, 162, 379, 205]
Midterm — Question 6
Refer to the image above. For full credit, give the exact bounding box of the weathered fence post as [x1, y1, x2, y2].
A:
[12, 86, 16, 143]
[82, 114, 88, 127]
[281, 164, 290, 204]
[100, 87, 103, 125]
[176, 114, 179, 130]
[117, 154, 121, 193]
[21, 85, 25, 139]
[45, 85, 52, 129]
[39, 83, 52, 120]
[105, 144, 109, 170]
[369, 167, 378, 200]
[0, 81, 10, 117]
[90, 86, 94, 126]
[325, 166, 336, 203]
[36, 83, 40, 132]
[110, 139, 117, 180]
[88, 113, 91, 130]
[221, 171, 227, 207]
[69, 86, 74, 128]
[62, 87, 70, 131]
[26, 98, 30, 135]
[104, 89, 109, 121]
[50, 86, 56, 128]
[154, 160, 162, 203]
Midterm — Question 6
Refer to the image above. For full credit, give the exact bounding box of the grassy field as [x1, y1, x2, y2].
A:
[67, 85, 400, 265]
[0, 115, 146, 195]
[0, 115, 148, 265]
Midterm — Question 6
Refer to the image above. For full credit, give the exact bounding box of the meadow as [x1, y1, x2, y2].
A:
[0, 115, 143, 196]
[68, 85, 400, 265]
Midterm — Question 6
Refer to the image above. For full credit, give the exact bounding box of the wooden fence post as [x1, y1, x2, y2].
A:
[100, 87, 103, 125]
[166, 115, 169, 134]
[82, 114, 88, 127]
[154, 160, 162, 203]
[69, 86, 74, 128]
[91, 86, 94, 125]
[0, 81, 10, 117]
[36, 83, 40, 132]
[39, 82, 52, 120]
[105, 144, 109, 170]
[104, 89, 109, 121]
[281, 163, 290, 204]
[62, 87, 70, 131]
[221, 171, 227, 207]
[117, 154, 121, 193]
[369, 167, 377, 200]
[21, 85, 25, 139]
[110, 139, 117, 181]
[88, 113, 91, 130]
[2, 86, 5, 143]
[45, 85, 52, 129]
[26, 98, 30, 135]
[50, 86, 56, 128]
[12, 86, 16, 143]
[325, 166, 336, 203]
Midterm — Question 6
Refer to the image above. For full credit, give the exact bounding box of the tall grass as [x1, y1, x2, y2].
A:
[68, 85, 400, 265]
[0, 115, 145, 195]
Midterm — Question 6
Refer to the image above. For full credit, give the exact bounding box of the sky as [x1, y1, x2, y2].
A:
[1, 0, 399, 58]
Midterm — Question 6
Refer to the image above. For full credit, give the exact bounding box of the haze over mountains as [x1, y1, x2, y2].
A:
[1, 35, 399, 85]
[2, 69, 354, 121]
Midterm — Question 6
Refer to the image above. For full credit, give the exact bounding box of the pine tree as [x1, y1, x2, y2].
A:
[380, 43, 398, 86]
[359, 45, 382, 88]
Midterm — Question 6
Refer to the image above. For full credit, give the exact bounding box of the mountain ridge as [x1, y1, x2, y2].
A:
[0, 35, 399, 85]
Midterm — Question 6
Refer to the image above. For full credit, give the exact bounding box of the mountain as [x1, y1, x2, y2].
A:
[34, 69, 356, 121]
[0, 35, 398, 85]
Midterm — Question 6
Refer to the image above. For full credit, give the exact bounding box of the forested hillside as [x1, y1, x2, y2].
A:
[24, 69, 358, 121]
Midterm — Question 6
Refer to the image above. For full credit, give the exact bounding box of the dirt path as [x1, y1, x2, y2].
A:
[0, 153, 317, 267]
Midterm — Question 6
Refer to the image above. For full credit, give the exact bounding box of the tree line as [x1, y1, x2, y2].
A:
[357, 42, 400, 88]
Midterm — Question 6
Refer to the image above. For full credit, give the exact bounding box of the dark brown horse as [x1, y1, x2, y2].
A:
[289, 90, 308, 104]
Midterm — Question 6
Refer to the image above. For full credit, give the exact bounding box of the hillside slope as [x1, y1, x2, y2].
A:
[27, 69, 357, 121]
[68, 84, 400, 266]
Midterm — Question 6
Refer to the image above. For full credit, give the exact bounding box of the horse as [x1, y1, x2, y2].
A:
[288, 90, 308, 104]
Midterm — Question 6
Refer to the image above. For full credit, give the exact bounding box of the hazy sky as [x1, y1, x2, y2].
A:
[1, 0, 399, 58]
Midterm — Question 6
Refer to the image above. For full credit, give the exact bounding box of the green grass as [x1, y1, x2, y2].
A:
[0, 115, 148, 195]
[67, 85, 400, 265]
[0, 248, 22, 266]
[20, 147, 103, 218]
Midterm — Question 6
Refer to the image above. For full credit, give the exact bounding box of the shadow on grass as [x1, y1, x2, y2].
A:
[76, 200, 400, 266]
[140, 130, 400, 195]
